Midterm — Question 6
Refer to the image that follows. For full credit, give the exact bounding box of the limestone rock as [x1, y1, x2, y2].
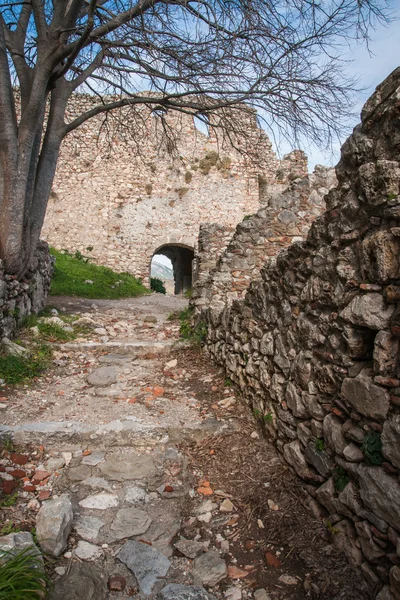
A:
[81, 476, 111, 491]
[36, 495, 73, 557]
[125, 485, 148, 504]
[193, 550, 227, 586]
[117, 539, 171, 596]
[358, 465, 400, 530]
[49, 562, 107, 600]
[74, 541, 103, 561]
[82, 451, 105, 466]
[110, 507, 152, 540]
[159, 584, 216, 600]
[332, 519, 362, 567]
[374, 331, 399, 375]
[343, 443, 364, 462]
[1, 338, 29, 358]
[283, 440, 320, 481]
[78, 493, 119, 510]
[99, 453, 156, 481]
[304, 443, 334, 477]
[340, 294, 394, 330]
[0, 531, 42, 561]
[74, 515, 104, 543]
[323, 414, 347, 455]
[382, 415, 400, 469]
[341, 371, 389, 420]
[174, 537, 204, 559]
[87, 366, 118, 386]
[253, 590, 271, 600]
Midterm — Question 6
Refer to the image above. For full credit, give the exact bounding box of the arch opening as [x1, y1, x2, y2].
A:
[150, 244, 194, 295]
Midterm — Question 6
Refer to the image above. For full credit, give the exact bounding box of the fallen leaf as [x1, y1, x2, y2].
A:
[265, 551, 281, 568]
[197, 486, 213, 496]
[228, 565, 251, 579]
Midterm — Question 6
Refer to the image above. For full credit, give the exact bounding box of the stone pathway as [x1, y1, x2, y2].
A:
[0, 295, 371, 600]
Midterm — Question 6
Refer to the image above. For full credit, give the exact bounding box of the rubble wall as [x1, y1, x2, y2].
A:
[0, 242, 53, 341]
[192, 166, 336, 315]
[42, 94, 287, 286]
[199, 69, 400, 598]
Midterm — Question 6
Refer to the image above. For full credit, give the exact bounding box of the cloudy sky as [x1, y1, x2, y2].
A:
[275, 0, 400, 169]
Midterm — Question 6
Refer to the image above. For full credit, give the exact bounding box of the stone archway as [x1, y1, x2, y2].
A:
[151, 244, 195, 295]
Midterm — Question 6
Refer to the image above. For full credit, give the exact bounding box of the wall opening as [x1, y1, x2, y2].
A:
[150, 244, 194, 295]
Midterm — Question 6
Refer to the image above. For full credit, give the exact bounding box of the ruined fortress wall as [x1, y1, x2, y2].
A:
[192, 165, 336, 315]
[195, 69, 400, 598]
[42, 95, 281, 285]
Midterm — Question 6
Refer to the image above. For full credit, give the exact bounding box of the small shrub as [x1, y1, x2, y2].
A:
[184, 171, 192, 183]
[224, 378, 233, 387]
[184, 288, 192, 299]
[0, 546, 48, 600]
[150, 278, 166, 294]
[0, 435, 14, 453]
[145, 183, 153, 195]
[333, 466, 350, 492]
[178, 307, 207, 344]
[217, 156, 232, 170]
[263, 412, 273, 423]
[315, 438, 325, 452]
[362, 431, 384, 465]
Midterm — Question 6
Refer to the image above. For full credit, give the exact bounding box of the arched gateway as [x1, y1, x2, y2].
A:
[150, 244, 194, 295]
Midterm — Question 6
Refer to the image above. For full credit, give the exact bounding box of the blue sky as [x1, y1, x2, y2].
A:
[272, 0, 400, 169]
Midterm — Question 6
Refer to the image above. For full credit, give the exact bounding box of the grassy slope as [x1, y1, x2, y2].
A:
[50, 248, 149, 299]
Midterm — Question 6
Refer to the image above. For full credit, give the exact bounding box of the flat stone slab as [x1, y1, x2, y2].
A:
[49, 562, 107, 600]
[79, 493, 119, 510]
[99, 453, 157, 481]
[81, 477, 111, 491]
[110, 507, 152, 540]
[193, 551, 227, 586]
[124, 485, 148, 504]
[74, 516, 105, 542]
[74, 541, 103, 561]
[159, 584, 217, 600]
[87, 366, 118, 386]
[174, 537, 204, 559]
[82, 451, 105, 466]
[99, 354, 134, 364]
[117, 539, 171, 596]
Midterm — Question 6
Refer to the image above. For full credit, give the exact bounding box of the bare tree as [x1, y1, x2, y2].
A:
[0, 0, 390, 276]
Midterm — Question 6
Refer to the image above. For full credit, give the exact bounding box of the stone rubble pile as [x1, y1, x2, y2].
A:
[194, 68, 400, 599]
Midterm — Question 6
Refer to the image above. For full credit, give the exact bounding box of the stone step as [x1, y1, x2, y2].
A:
[0, 417, 230, 450]
[56, 339, 189, 355]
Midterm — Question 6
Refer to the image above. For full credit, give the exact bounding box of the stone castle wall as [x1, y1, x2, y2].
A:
[192, 165, 336, 315]
[193, 68, 400, 599]
[42, 94, 301, 286]
[0, 242, 53, 341]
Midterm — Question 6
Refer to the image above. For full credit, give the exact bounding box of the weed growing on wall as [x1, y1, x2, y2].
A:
[362, 431, 384, 465]
[179, 307, 207, 345]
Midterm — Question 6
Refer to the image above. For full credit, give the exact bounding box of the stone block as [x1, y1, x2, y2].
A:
[382, 415, 400, 469]
[341, 370, 389, 420]
[358, 465, 400, 531]
[36, 495, 73, 557]
[340, 294, 395, 330]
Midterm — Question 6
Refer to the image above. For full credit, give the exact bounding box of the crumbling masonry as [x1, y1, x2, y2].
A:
[192, 68, 400, 599]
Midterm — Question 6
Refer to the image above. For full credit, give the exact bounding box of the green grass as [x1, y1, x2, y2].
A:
[50, 248, 149, 299]
[0, 344, 52, 385]
[36, 322, 74, 342]
[0, 493, 18, 509]
[0, 547, 48, 600]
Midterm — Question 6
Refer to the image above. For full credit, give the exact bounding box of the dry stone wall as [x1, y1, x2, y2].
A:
[0, 242, 53, 341]
[192, 165, 336, 315]
[196, 68, 400, 598]
[42, 94, 286, 285]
